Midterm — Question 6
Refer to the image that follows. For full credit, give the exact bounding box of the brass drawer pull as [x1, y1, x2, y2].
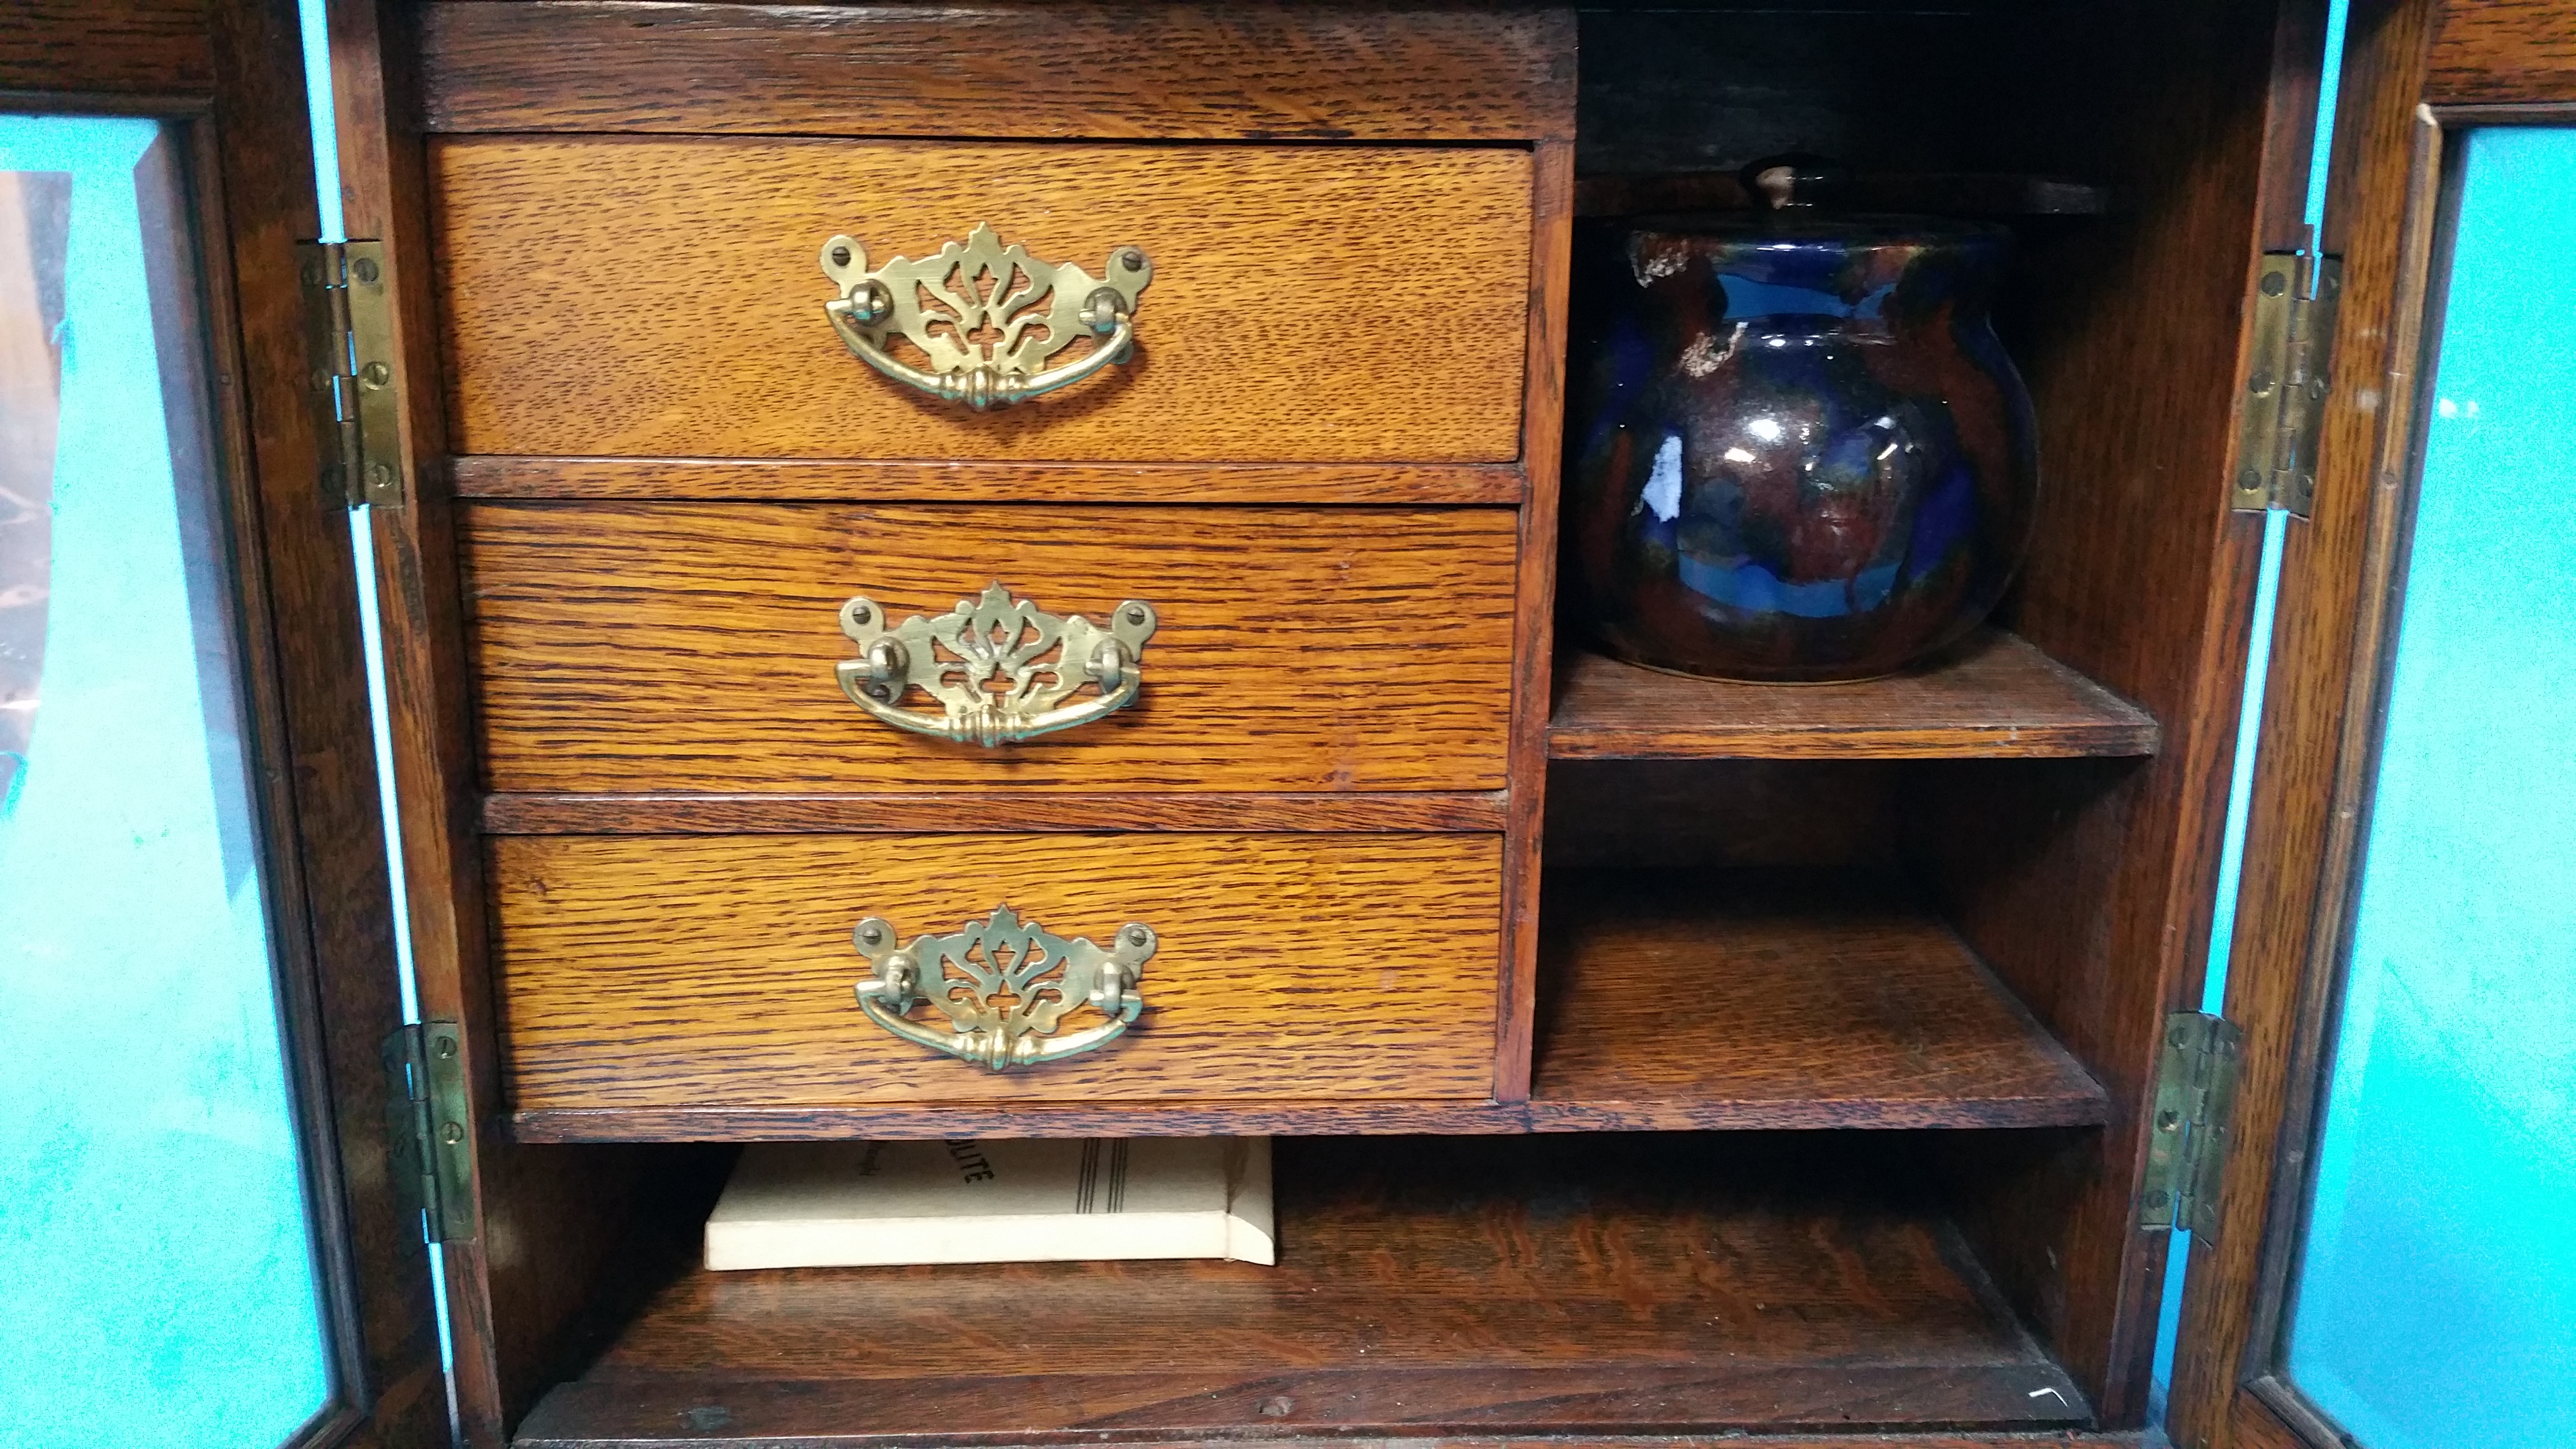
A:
[853, 907, 1155, 1071]
[821, 224, 1152, 411]
[838, 584, 1155, 747]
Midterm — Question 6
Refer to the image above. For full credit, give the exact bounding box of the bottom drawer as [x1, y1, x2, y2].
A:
[491, 833, 1503, 1110]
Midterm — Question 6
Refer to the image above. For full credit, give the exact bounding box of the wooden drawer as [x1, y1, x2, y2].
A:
[432, 138, 1534, 464]
[491, 833, 1503, 1109]
[463, 501, 1520, 795]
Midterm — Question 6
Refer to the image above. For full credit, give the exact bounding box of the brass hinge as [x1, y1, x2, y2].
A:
[2141, 1010, 2243, 1236]
[2231, 250, 2342, 518]
[381, 1019, 477, 1242]
[297, 239, 405, 508]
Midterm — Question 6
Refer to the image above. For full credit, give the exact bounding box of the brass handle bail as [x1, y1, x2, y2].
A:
[836, 585, 1156, 746]
[853, 907, 1155, 1071]
[821, 225, 1151, 410]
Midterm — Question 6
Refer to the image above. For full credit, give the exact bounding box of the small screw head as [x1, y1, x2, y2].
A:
[440, 1121, 465, 1144]
[1126, 927, 1150, 947]
[830, 243, 853, 268]
[2157, 1109, 2181, 1131]
[360, 360, 391, 388]
[851, 604, 871, 622]
[434, 1036, 458, 1059]
[1116, 246, 1145, 272]
[2248, 368, 2276, 395]
[2237, 467, 2262, 492]
[352, 257, 381, 286]
[1125, 606, 1147, 625]
[367, 462, 396, 488]
[2260, 270, 2287, 296]
[859, 924, 883, 945]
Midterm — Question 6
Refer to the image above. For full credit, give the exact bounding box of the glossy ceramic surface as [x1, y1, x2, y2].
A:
[1567, 216, 2038, 681]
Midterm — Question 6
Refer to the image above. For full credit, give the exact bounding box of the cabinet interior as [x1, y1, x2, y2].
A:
[449, 0, 2286, 1439]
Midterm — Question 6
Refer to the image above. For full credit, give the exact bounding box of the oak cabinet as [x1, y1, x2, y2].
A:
[28, 0, 2555, 1445]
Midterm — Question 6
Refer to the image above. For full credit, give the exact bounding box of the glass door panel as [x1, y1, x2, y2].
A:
[2280, 125, 2576, 1449]
[0, 114, 333, 1449]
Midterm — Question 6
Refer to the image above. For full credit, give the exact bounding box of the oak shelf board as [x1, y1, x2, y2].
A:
[516, 1136, 2090, 1445]
[1546, 630, 2160, 760]
[1529, 870, 2109, 1130]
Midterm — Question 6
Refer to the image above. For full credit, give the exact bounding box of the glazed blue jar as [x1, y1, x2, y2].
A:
[1566, 212, 2040, 682]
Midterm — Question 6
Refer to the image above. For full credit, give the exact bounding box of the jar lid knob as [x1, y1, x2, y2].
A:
[1739, 153, 1851, 212]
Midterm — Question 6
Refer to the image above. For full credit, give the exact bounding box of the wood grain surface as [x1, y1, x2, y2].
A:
[1529, 872, 2107, 1131]
[481, 792, 1512, 836]
[132, 2, 443, 1446]
[417, 2, 1577, 143]
[517, 1136, 2087, 1443]
[445, 457, 1526, 507]
[1893, 0, 2315, 1418]
[1548, 632, 2161, 760]
[328, 5, 681, 1437]
[1493, 138, 1576, 1101]
[2170, 3, 2451, 1445]
[2428, 0, 2576, 104]
[0, 0, 210, 97]
[489, 834, 1502, 1109]
[431, 139, 1532, 463]
[506, 865, 2106, 1143]
[461, 502, 1518, 794]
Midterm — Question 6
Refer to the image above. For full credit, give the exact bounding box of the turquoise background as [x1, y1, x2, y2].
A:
[0, 116, 332, 1447]
[2282, 124, 2576, 1449]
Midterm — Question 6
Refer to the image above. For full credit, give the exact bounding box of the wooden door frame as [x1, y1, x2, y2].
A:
[2166, 2, 2576, 1446]
[1, 5, 441, 1447]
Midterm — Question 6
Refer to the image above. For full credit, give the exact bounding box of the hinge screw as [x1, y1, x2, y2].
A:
[360, 361, 391, 388]
[352, 256, 381, 286]
[2260, 270, 2287, 296]
[440, 1121, 465, 1144]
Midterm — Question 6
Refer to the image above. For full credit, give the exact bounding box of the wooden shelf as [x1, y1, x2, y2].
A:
[516, 1136, 2091, 1445]
[1575, 170, 2113, 218]
[1547, 630, 2159, 760]
[1531, 870, 2107, 1130]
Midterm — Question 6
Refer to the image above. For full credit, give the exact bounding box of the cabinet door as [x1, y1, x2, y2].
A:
[2169, 2, 2576, 1446]
[0, 5, 438, 1448]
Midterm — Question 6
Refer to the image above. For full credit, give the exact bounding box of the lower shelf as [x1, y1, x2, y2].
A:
[1530, 870, 2108, 1129]
[516, 1135, 2092, 1445]
[510, 871, 2102, 1141]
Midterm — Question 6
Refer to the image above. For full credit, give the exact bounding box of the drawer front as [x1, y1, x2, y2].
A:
[465, 502, 1519, 794]
[433, 139, 1533, 463]
[492, 833, 1502, 1108]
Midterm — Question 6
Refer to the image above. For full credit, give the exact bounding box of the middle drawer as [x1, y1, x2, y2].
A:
[463, 501, 1521, 794]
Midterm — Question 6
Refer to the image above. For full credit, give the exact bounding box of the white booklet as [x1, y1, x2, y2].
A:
[703, 1137, 1275, 1270]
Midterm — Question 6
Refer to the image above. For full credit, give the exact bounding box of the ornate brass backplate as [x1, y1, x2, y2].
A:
[837, 583, 1156, 747]
[820, 224, 1152, 410]
[852, 907, 1156, 1071]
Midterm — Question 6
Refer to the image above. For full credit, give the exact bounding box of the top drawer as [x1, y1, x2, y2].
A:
[431, 139, 1535, 463]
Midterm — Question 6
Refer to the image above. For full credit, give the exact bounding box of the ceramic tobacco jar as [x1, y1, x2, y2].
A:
[1566, 167, 2040, 682]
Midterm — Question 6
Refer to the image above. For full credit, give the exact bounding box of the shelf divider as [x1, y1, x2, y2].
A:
[1547, 629, 2158, 760]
